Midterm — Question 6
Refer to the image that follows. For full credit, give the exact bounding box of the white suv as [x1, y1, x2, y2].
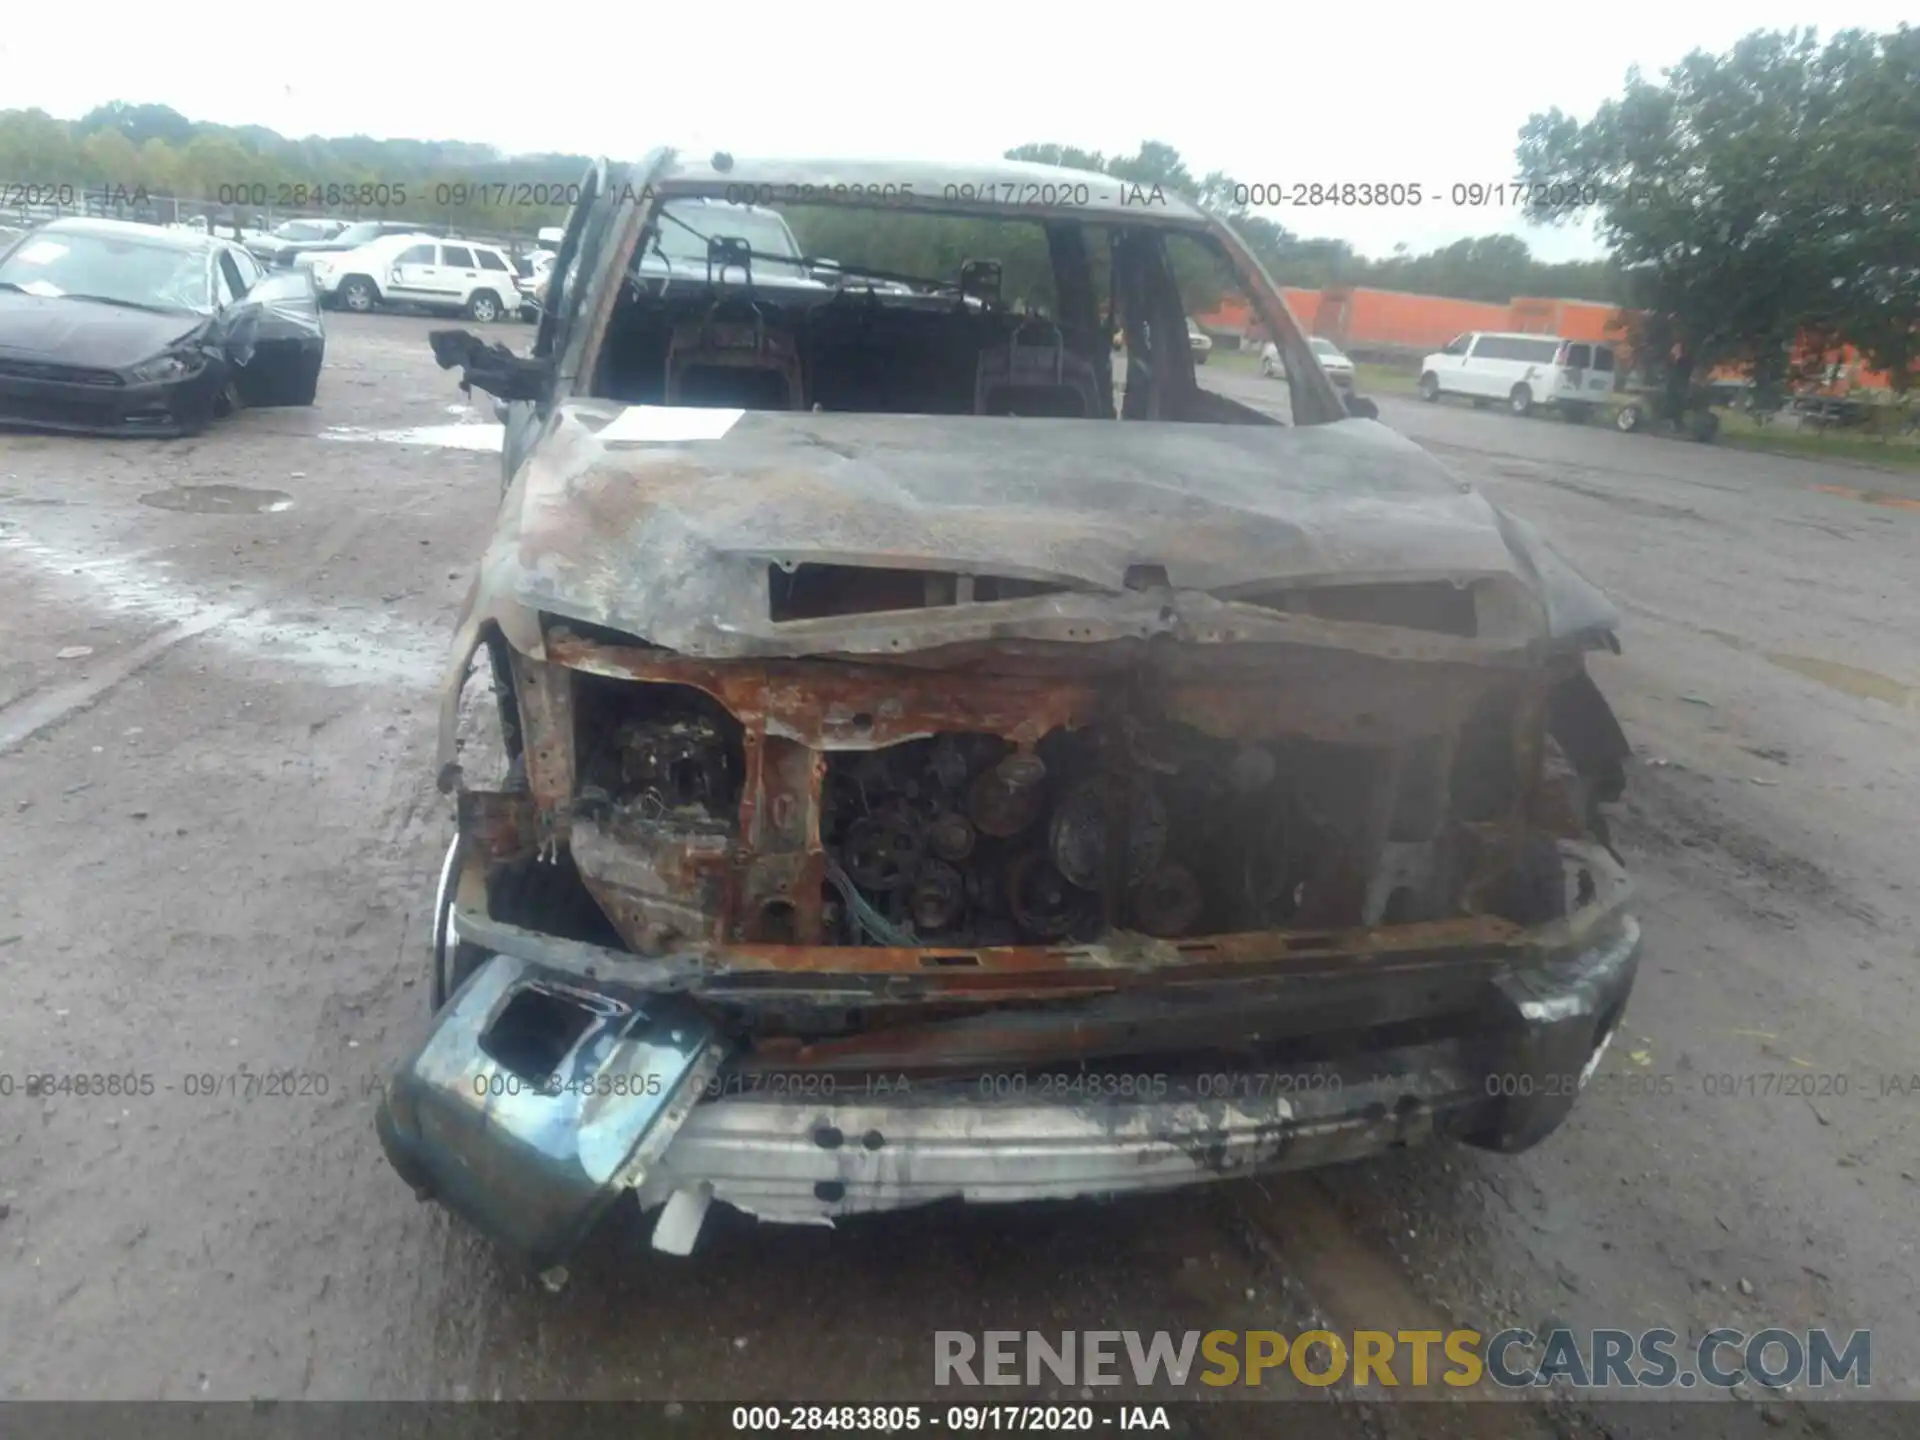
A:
[1419, 332, 1617, 417]
[310, 234, 521, 321]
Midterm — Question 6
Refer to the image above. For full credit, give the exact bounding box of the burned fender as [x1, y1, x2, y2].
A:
[1549, 668, 1630, 804]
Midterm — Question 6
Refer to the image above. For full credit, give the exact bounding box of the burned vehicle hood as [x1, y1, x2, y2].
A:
[490, 404, 1621, 660]
[0, 292, 205, 368]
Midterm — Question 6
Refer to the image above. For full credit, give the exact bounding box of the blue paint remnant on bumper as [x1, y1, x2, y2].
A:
[375, 952, 725, 1271]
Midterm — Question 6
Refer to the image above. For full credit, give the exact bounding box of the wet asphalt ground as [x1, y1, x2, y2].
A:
[1, 317, 1916, 1435]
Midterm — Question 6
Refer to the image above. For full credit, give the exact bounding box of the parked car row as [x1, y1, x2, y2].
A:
[255, 218, 425, 270]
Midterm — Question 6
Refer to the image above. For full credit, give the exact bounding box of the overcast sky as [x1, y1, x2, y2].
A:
[1, 3, 1909, 261]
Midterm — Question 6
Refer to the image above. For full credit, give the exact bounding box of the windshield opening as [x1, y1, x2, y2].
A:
[580, 195, 1343, 429]
[649, 202, 808, 281]
[0, 230, 212, 312]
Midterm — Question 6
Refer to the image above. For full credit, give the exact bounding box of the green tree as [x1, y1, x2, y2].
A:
[1517, 24, 1920, 395]
[0, 109, 78, 184]
[78, 128, 141, 189]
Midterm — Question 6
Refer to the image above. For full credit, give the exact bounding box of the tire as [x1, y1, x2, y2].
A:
[1509, 383, 1534, 417]
[1192, 351, 1209, 366]
[1615, 403, 1643, 433]
[339, 276, 379, 313]
[467, 290, 503, 323]
[1261, 356, 1279, 378]
[1687, 409, 1720, 443]
[1418, 372, 1440, 403]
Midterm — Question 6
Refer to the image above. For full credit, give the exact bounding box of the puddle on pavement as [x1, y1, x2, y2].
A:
[1766, 652, 1914, 708]
[321, 423, 503, 452]
[1813, 483, 1920, 513]
[139, 485, 293, 515]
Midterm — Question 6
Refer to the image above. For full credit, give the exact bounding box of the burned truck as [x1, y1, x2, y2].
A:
[377, 153, 1641, 1269]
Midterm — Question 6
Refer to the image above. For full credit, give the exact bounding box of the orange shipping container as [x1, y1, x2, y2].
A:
[1508, 297, 1629, 343]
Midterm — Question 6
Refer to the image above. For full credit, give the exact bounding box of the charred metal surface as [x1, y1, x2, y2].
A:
[528, 629, 1564, 961]
[507, 649, 575, 843]
[473, 405, 1619, 665]
[457, 789, 538, 864]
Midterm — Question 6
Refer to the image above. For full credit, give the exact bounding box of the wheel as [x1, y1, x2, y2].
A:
[467, 290, 503, 323]
[1615, 402, 1643, 433]
[339, 276, 378, 313]
[1687, 409, 1720, 443]
[1192, 351, 1208, 366]
[1261, 356, 1279, 378]
[429, 833, 495, 1012]
[1509, 383, 1534, 417]
[1418, 372, 1440, 402]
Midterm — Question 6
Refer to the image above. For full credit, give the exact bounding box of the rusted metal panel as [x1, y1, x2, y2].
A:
[522, 632, 1568, 967]
[545, 632, 1527, 748]
[507, 649, 575, 841]
[457, 789, 538, 863]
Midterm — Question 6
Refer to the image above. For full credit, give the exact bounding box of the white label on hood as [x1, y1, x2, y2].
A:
[20, 278, 64, 297]
[596, 405, 743, 443]
[16, 239, 67, 265]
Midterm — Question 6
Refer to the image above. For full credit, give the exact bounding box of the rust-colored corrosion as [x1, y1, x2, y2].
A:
[547, 632, 1098, 747]
[711, 913, 1523, 977]
[544, 629, 1527, 748]
[520, 630, 1553, 968]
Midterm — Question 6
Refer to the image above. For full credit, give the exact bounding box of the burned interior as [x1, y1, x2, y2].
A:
[573, 200, 1317, 427]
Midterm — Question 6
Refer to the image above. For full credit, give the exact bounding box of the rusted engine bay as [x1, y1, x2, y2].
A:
[491, 625, 1572, 962]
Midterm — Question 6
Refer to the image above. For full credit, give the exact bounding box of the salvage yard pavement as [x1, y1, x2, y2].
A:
[3, 314, 1918, 1433]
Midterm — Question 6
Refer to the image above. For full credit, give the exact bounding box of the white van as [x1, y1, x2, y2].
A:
[1419, 332, 1617, 417]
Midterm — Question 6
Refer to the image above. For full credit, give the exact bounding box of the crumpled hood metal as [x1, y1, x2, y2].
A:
[487, 403, 1620, 659]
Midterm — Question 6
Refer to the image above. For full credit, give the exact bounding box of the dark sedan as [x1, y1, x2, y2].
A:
[0, 218, 326, 438]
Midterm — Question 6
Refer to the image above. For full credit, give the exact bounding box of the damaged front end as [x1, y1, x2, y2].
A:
[378, 464, 1640, 1266]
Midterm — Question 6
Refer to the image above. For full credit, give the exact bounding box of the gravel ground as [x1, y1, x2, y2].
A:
[2, 317, 1916, 1433]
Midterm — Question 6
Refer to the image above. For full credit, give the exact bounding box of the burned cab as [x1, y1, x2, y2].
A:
[379, 153, 1641, 1270]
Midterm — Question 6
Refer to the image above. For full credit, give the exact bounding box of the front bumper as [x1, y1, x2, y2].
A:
[377, 840, 1640, 1267]
[0, 367, 222, 437]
